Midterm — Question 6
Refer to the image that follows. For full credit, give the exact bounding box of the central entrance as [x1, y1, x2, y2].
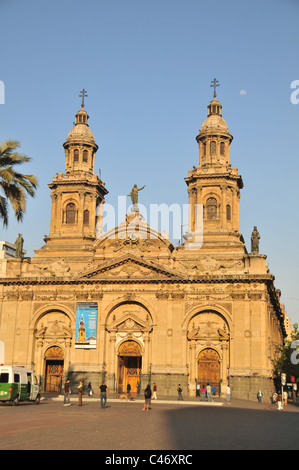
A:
[197, 348, 220, 393]
[117, 340, 142, 395]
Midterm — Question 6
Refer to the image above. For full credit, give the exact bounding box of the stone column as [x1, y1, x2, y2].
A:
[35, 338, 44, 382]
[220, 185, 226, 228]
[221, 342, 229, 395]
[143, 333, 150, 374]
[109, 333, 116, 377]
[64, 338, 72, 379]
[189, 341, 197, 396]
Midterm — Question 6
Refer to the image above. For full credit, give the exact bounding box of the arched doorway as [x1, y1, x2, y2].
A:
[117, 341, 142, 395]
[44, 346, 64, 393]
[197, 348, 221, 393]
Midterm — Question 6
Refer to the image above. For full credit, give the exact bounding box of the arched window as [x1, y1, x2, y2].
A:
[74, 149, 79, 162]
[210, 141, 216, 155]
[83, 210, 89, 225]
[83, 150, 88, 163]
[206, 197, 217, 219]
[65, 203, 76, 224]
[220, 142, 225, 156]
[226, 204, 231, 221]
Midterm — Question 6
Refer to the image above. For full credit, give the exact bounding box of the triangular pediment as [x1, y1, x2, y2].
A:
[107, 312, 152, 333]
[77, 253, 186, 280]
[187, 325, 230, 341]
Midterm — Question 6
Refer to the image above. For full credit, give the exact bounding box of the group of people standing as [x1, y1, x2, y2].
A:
[63, 379, 108, 408]
[63, 380, 158, 410]
[64, 380, 232, 407]
[272, 390, 288, 411]
[196, 383, 218, 402]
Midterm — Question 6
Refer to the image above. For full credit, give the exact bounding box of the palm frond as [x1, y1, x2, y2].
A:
[0, 195, 8, 226]
[0, 140, 39, 226]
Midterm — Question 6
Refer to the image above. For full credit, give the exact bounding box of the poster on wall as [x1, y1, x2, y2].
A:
[75, 303, 98, 349]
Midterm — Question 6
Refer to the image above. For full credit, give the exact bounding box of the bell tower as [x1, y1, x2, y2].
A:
[39, 90, 108, 255]
[185, 80, 245, 254]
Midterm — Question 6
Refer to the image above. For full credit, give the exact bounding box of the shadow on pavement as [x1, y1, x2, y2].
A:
[164, 405, 299, 450]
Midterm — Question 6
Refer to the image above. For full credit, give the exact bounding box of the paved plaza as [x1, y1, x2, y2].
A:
[0, 396, 298, 451]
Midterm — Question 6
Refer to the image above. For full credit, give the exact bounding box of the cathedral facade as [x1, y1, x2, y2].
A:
[0, 89, 287, 401]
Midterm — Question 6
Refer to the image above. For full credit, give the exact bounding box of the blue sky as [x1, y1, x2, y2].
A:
[0, 0, 299, 324]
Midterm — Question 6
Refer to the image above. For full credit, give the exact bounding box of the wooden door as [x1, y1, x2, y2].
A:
[197, 348, 220, 392]
[44, 346, 64, 393]
[125, 356, 141, 394]
[46, 361, 64, 392]
[118, 341, 142, 394]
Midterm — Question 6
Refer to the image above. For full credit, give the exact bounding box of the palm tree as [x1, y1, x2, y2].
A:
[0, 140, 38, 226]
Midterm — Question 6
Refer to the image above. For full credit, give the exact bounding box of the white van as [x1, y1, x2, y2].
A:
[0, 365, 41, 405]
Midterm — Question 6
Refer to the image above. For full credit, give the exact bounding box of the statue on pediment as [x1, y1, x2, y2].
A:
[14, 233, 24, 258]
[128, 184, 145, 212]
[251, 226, 260, 254]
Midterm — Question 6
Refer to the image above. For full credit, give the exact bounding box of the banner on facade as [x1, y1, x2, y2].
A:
[75, 303, 98, 349]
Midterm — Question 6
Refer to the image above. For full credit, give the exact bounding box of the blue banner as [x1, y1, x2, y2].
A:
[75, 303, 98, 349]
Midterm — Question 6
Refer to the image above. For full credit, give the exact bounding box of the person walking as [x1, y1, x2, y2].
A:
[212, 385, 217, 398]
[64, 379, 71, 406]
[177, 384, 183, 400]
[283, 390, 288, 407]
[77, 380, 83, 406]
[143, 384, 152, 411]
[152, 383, 157, 400]
[99, 382, 108, 408]
[277, 392, 283, 411]
[88, 382, 92, 397]
[207, 383, 213, 402]
[226, 384, 231, 403]
[201, 385, 206, 402]
[196, 383, 200, 397]
[257, 390, 263, 403]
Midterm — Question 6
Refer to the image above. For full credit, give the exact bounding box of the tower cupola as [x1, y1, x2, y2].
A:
[196, 80, 233, 168]
[40, 90, 108, 255]
[63, 89, 98, 174]
[184, 80, 244, 253]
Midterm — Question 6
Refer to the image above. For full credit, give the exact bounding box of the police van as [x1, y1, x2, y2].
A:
[0, 365, 41, 405]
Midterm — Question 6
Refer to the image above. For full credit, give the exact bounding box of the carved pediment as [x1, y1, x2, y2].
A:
[31, 258, 71, 278]
[35, 320, 72, 339]
[187, 323, 230, 341]
[77, 254, 185, 281]
[107, 313, 152, 333]
[182, 256, 244, 275]
[94, 214, 175, 257]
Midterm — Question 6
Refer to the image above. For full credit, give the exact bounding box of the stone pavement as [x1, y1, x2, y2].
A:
[1, 395, 299, 450]
[45, 392, 299, 412]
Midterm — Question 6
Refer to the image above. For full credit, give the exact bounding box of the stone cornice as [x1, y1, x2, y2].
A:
[0, 273, 275, 286]
[185, 171, 244, 189]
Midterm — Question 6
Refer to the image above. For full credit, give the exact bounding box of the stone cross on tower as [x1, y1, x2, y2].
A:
[79, 88, 88, 108]
[210, 78, 220, 98]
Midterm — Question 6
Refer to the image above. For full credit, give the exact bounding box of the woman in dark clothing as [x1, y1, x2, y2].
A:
[143, 384, 152, 411]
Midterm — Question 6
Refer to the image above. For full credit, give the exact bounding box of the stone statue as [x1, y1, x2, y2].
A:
[14, 233, 24, 258]
[128, 184, 145, 211]
[251, 226, 260, 254]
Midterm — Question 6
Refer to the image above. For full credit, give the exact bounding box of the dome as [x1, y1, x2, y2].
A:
[65, 107, 96, 145]
[199, 97, 230, 136]
[200, 114, 229, 134]
[66, 123, 96, 143]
